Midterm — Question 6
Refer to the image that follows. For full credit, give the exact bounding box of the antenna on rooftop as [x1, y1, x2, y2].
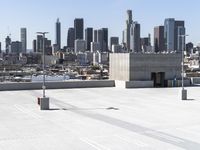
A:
[6, 26, 11, 37]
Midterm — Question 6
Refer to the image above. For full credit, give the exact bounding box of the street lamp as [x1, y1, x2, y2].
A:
[36, 32, 50, 110]
[179, 34, 188, 100]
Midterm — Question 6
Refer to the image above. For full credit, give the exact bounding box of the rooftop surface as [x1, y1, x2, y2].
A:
[1, 87, 200, 150]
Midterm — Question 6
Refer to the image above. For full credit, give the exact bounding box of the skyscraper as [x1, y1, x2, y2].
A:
[37, 35, 43, 53]
[154, 26, 164, 52]
[21, 28, 27, 53]
[56, 18, 61, 50]
[5, 36, 11, 54]
[85, 28, 93, 51]
[164, 18, 175, 51]
[175, 21, 185, 52]
[102, 28, 108, 52]
[67, 27, 75, 49]
[93, 30, 98, 42]
[110, 37, 119, 50]
[164, 18, 185, 52]
[97, 28, 108, 52]
[126, 10, 133, 50]
[0, 42, 1, 53]
[97, 29, 103, 51]
[130, 22, 141, 52]
[20, 28, 27, 53]
[36, 35, 52, 55]
[33, 40, 37, 53]
[11, 41, 22, 54]
[74, 18, 84, 40]
[177, 26, 185, 52]
[44, 38, 52, 55]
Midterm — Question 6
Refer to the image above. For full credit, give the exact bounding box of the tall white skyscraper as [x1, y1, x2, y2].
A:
[21, 28, 27, 53]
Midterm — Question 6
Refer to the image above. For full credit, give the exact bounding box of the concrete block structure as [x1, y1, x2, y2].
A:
[40, 97, 49, 110]
[110, 53, 183, 88]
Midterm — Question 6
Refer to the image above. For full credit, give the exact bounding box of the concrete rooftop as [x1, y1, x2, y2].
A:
[1, 87, 200, 149]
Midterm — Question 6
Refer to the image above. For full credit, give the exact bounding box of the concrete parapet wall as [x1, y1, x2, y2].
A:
[0, 80, 115, 91]
[167, 79, 191, 87]
[126, 81, 154, 88]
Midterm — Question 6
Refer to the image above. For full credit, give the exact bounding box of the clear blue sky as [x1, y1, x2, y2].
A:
[0, 0, 199, 49]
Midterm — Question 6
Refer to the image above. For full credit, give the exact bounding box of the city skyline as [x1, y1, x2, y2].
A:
[0, 0, 200, 49]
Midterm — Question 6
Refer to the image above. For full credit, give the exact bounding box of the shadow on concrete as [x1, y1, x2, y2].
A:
[106, 107, 119, 110]
[185, 99, 195, 101]
[49, 108, 61, 111]
[61, 107, 119, 111]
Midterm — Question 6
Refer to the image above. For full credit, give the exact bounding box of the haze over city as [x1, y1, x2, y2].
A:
[0, 0, 200, 49]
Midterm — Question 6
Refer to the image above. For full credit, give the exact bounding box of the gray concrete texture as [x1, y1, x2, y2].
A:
[40, 97, 50, 110]
[126, 80, 154, 88]
[0, 80, 115, 91]
[109, 53, 182, 81]
[1, 87, 200, 149]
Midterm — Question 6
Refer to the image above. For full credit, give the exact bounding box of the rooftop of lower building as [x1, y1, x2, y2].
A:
[1, 87, 200, 149]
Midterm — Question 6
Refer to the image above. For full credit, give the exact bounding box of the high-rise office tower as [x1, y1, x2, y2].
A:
[20, 28, 27, 53]
[11, 41, 22, 54]
[122, 30, 125, 44]
[85, 28, 93, 51]
[177, 26, 185, 52]
[5, 36, 11, 54]
[154, 26, 164, 52]
[102, 28, 108, 52]
[97, 28, 108, 52]
[67, 27, 75, 48]
[110, 37, 119, 50]
[44, 38, 52, 55]
[130, 22, 141, 52]
[33, 40, 37, 52]
[122, 29, 127, 50]
[74, 18, 84, 40]
[93, 30, 98, 42]
[55, 18, 61, 50]
[126, 10, 133, 50]
[97, 29, 103, 51]
[175, 21, 185, 52]
[0, 42, 1, 53]
[164, 18, 175, 51]
[164, 18, 185, 52]
[37, 35, 43, 53]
